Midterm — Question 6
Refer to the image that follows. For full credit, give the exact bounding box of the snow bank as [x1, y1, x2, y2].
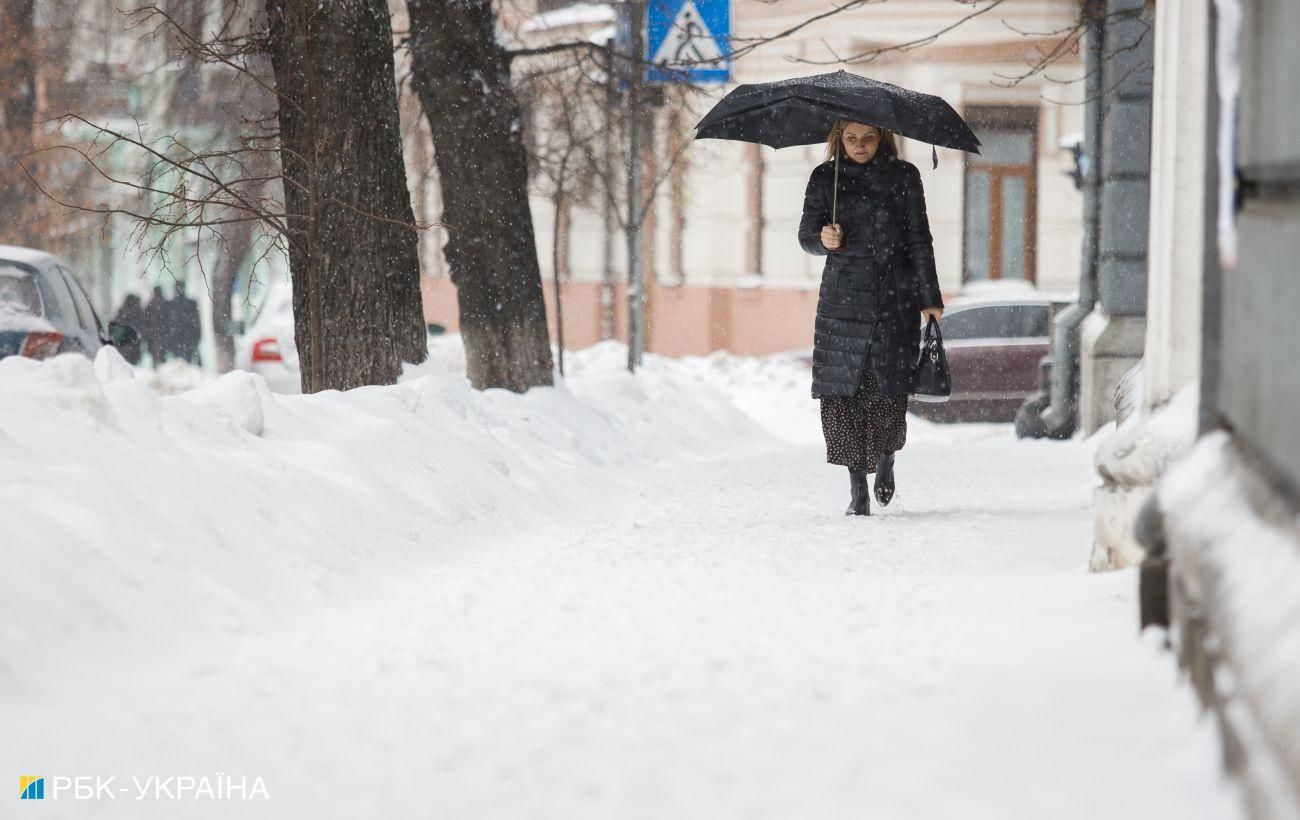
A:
[411, 336, 823, 445]
[143, 358, 211, 395]
[0, 344, 776, 693]
[560, 340, 822, 445]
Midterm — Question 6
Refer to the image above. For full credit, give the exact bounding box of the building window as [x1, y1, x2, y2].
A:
[963, 106, 1038, 283]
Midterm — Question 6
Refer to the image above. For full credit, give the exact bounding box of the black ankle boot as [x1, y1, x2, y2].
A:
[846, 468, 871, 516]
[874, 451, 895, 507]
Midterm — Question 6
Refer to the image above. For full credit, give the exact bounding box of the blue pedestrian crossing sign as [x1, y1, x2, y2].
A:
[646, 0, 730, 84]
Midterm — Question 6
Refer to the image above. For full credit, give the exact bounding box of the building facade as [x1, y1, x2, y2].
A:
[1086, 1, 1300, 816]
[418, 0, 1087, 357]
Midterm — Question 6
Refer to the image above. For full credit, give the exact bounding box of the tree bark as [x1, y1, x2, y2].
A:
[209, 216, 256, 373]
[641, 109, 659, 354]
[0, 0, 37, 244]
[406, 0, 555, 392]
[552, 183, 567, 378]
[265, 0, 426, 392]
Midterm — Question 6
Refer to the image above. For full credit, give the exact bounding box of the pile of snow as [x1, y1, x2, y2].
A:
[141, 358, 211, 395]
[559, 340, 821, 445]
[0, 344, 778, 692]
[415, 336, 822, 444]
[0, 334, 977, 698]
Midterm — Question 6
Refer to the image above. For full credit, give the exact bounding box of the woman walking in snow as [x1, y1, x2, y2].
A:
[798, 121, 945, 516]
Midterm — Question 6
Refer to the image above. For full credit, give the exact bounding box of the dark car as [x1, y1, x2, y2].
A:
[0, 245, 137, 361]
[909, 293, 1071, 423]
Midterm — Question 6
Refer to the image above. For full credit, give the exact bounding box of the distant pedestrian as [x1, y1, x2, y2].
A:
[143, 285, 168, 364]
[798, 121, 945, 516]
[166, 282, 202, 364]
[109, 293, 146, 365]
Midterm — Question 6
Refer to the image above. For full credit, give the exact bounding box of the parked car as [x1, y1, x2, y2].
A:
[235, 279, 301, 393]
[234, 280, 448, 393]
[0, 245, 137, 362]
[909, 290, 1073, 423]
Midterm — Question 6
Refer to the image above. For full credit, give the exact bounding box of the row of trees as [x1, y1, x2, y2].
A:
[8, 0, 664, 392]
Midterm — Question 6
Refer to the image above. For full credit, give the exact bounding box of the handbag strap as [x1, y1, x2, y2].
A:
[922, 316, 944, 363]
[925, 315, 944, 346]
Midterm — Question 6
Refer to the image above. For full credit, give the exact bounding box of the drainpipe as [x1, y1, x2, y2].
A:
[1019, 0, 1104, 438]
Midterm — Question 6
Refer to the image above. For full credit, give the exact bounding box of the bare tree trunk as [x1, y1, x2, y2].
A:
[601, 40, 618, 342]
[552, 182, 567, 378]
[406, 0, 555, 393]
[641, 109, 659, 354]
[667, 106, 688, 284]
[265, 0, 426, 392]
[624, 3, 645, 371]
[0, 0, 37, 244]
[209, 217, 256, 373]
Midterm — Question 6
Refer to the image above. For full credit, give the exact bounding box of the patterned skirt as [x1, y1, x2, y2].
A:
[819, 363, 908, 473]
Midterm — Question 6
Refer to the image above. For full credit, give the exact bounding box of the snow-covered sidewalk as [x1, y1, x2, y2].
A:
[2, 343, 1240, 819]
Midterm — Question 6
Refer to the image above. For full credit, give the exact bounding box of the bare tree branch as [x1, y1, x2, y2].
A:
[794, 0, 1011, 66]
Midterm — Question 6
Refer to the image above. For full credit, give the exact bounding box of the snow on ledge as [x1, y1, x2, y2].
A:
[520, 3, 616, 33]
[1157, 431, 1300, 815]
[1096, 382, 1199, 489]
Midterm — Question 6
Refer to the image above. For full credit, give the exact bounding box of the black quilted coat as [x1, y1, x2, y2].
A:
[798, 151, 944, 398]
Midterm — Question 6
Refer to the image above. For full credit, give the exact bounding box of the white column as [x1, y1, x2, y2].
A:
[1090, 0, 1214, 571]
[1143, 0, 1210, 411]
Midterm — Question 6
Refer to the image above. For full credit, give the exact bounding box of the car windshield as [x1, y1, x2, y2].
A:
[0, 264, 41, 316]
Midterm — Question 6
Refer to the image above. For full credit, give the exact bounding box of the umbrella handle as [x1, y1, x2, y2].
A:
[831, 143, 840, 228]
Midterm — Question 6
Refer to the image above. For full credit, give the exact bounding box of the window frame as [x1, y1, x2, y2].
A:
[960, 105, 1040, 285]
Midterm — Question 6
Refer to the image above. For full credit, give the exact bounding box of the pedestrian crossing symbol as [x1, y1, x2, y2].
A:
[646, 0, 730, 83]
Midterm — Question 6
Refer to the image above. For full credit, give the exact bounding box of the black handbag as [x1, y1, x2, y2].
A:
[913, 316, 951, 402]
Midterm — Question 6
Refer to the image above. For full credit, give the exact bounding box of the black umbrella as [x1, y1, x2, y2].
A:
[694, 70, 981, 222]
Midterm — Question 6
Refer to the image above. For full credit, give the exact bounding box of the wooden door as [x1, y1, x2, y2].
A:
[963, 107, 1039, 283]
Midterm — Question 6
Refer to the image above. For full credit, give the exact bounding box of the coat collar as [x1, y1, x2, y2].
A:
[836, 151, 893, 176]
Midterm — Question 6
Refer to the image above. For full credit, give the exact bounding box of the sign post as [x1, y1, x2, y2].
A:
[625, 0, 730, 371]
[625, 0, 647, 372]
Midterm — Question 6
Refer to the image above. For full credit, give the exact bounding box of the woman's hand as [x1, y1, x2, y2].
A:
[820, 224, 842, 251]
[920, 307, 944, 326]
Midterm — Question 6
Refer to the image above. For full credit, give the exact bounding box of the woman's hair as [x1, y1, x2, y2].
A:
[825, 120, 898, 162]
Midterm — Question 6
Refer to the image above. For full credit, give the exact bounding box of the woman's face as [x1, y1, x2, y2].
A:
[841, 123, 881, 164]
